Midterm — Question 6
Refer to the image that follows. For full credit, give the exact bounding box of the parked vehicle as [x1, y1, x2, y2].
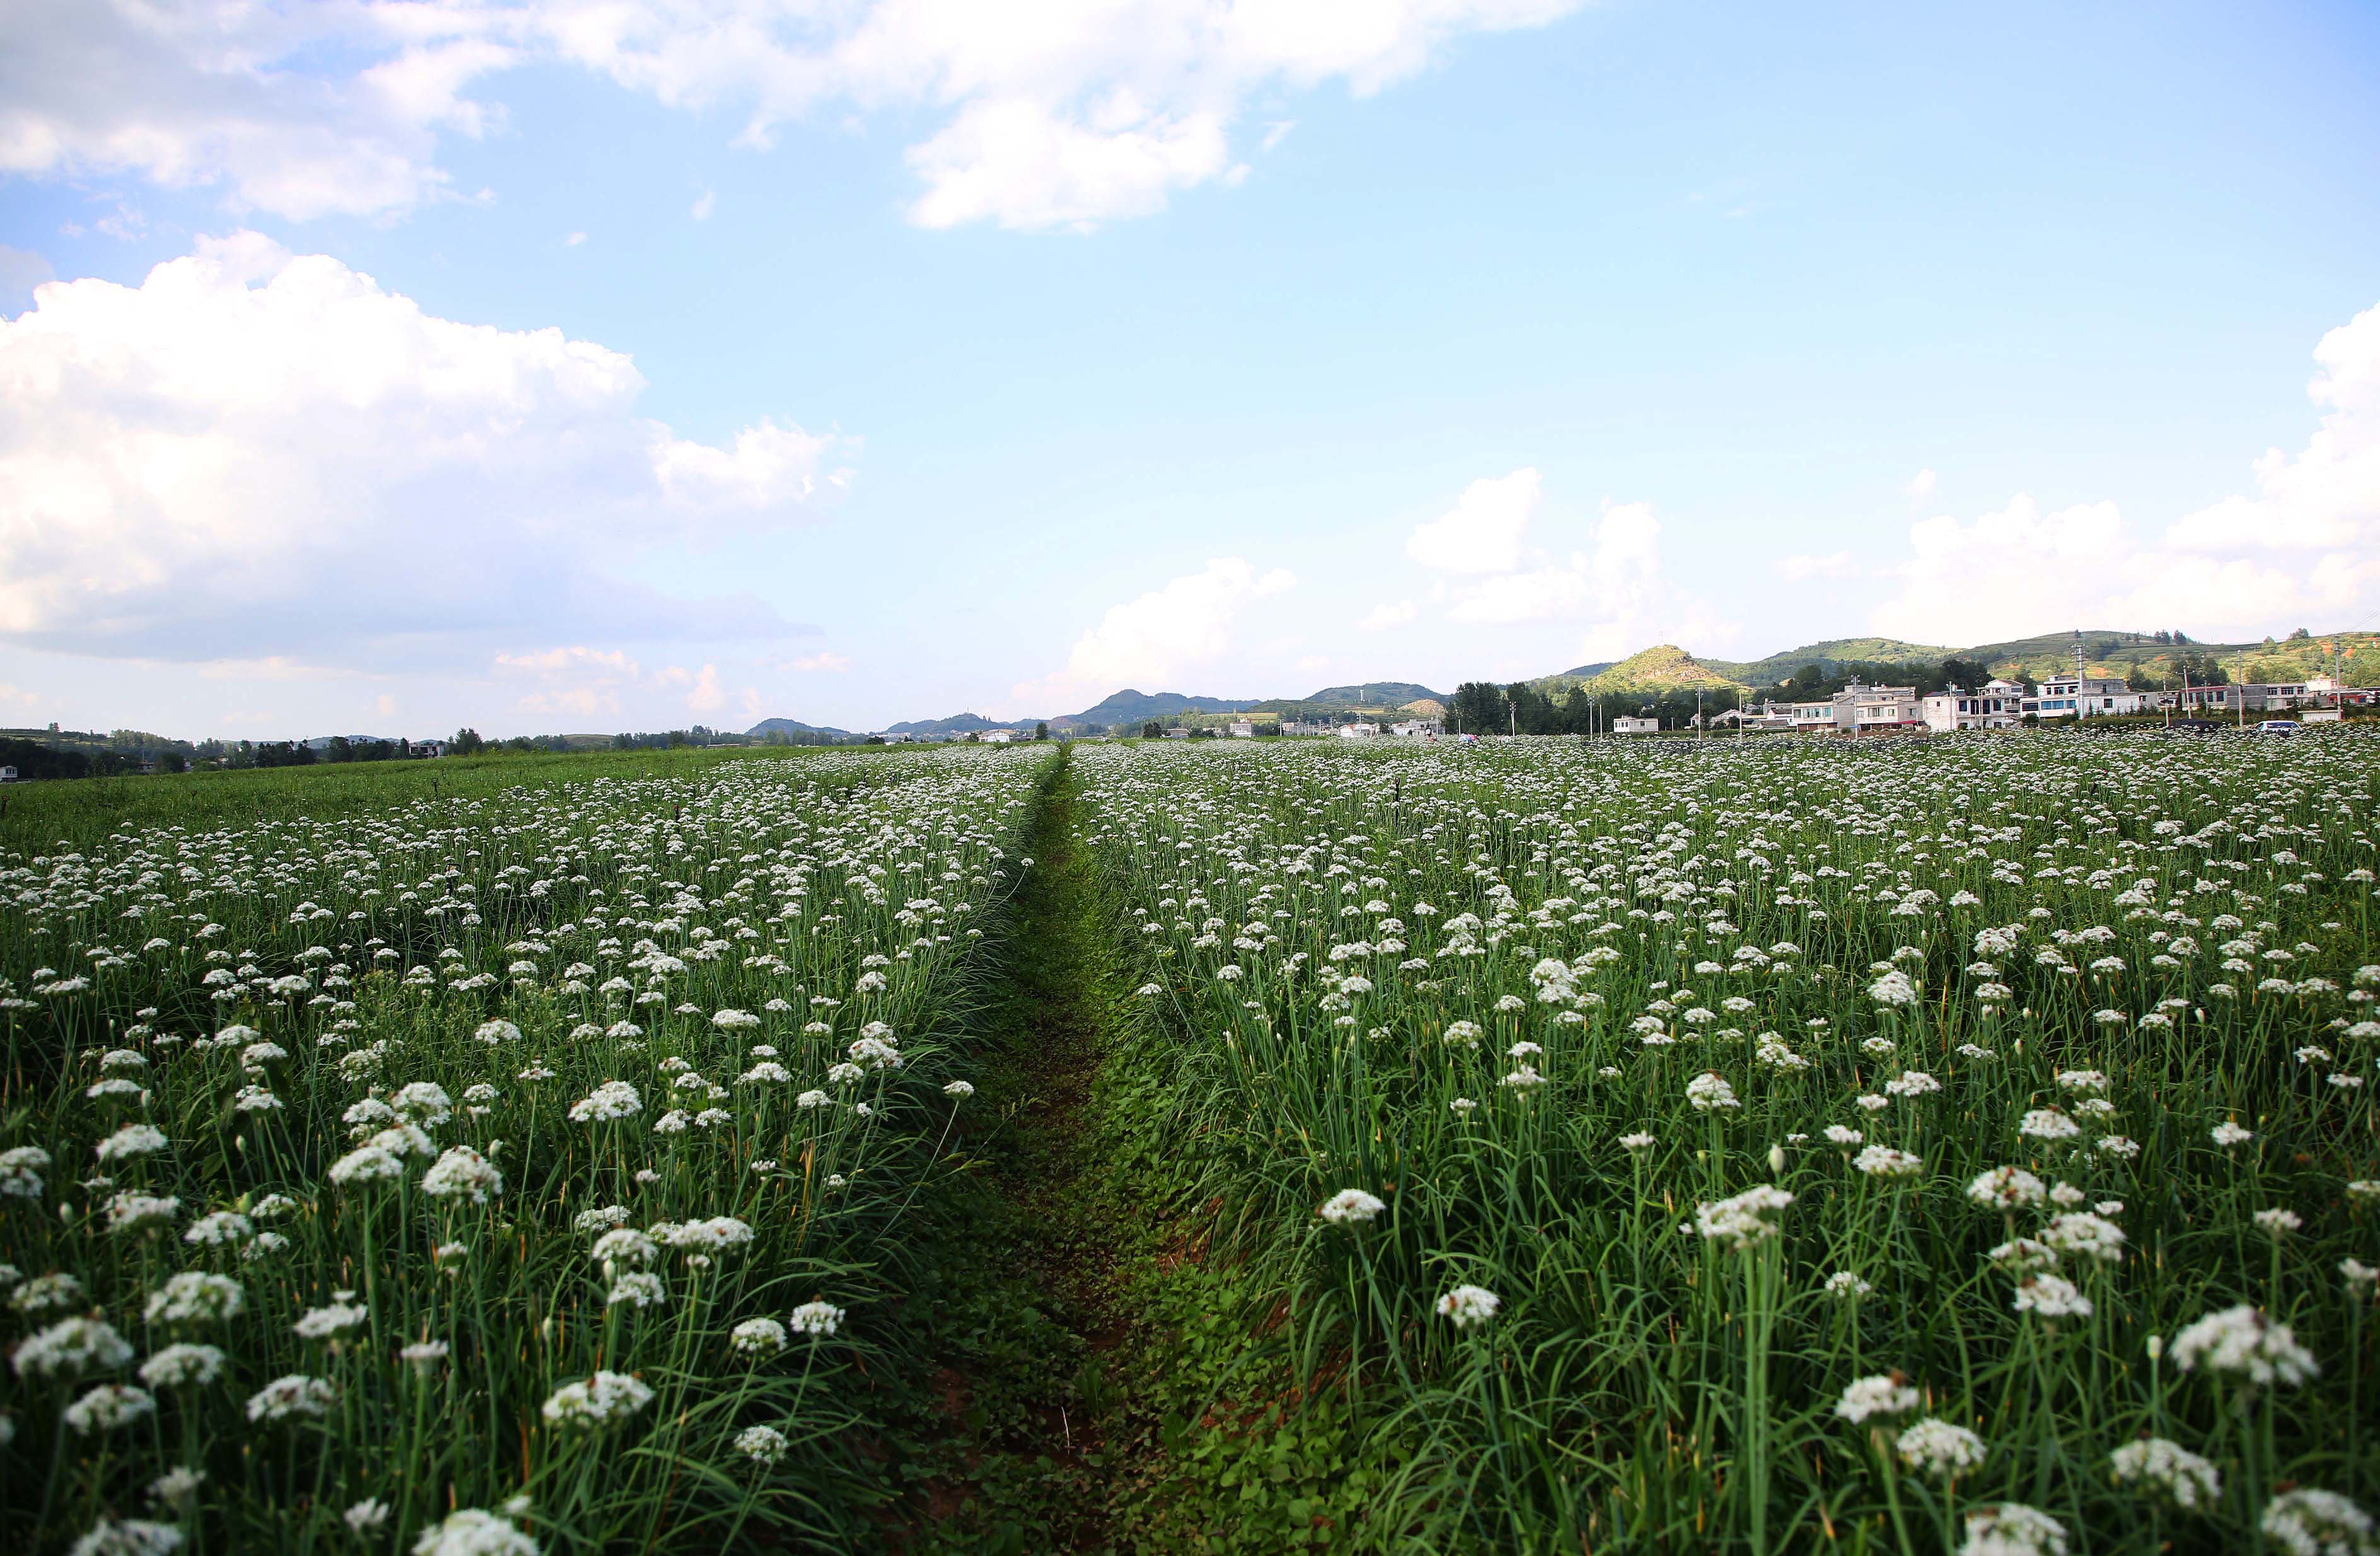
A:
[2256, 719, 2300, 734]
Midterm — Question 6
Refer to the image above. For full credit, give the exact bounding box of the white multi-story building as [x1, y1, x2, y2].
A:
[1227, 720, 1256, 738]
[1831, 683, 1925, 733]
[1923, 678, 2027, 731]
[2029, 676, 2139, 719]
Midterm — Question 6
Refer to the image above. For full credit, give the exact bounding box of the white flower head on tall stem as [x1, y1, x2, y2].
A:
[1957, 1502, 2068, 1556]
[791, 1300, 844, 1337]
[2169, 1305, 2318, 1388]
[541, 1370, 653, 1429]
[1435, 1285, 1501, 1329]
[2108, 1437, 2220, 1510]
[1835, 1373, 1919, 1424]
[1896, 1417, 1988, 1479]
[411, 1508, 537, 1556]
[2259, 1489, 2375, 1556]
[1695, 1185, 1794, 1250]
[1318, 1189, 1387, 1226]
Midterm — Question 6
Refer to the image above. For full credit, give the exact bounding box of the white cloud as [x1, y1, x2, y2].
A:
[1446, 564, 1585, 624]
[691, 190, 715, 221]
[687, 663, 728, 714]
[1434, 496, 1721, 661]
[0, 4, 502, 220]
[1870, 298, 2380, 644]
[1902, 467, 1936, 499]
[0, 233, 850, 667]
[1, 1, 1586, 228]
[1010, 555, 1293, 711]
[786, 651, 853, 673]
[2164, 300, 2380, 554]
[1358, 599, 1416, 630]
[564, 231, 587, 246]
[1406, 467, 1541, 574]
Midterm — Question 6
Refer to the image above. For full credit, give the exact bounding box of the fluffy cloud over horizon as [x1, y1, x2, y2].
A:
[1403, 468, 1728, 663]
[0, 233, 851, 669]
[5, 0, 1585, 230]
[1007, 555, 1295, 715]
[1870, 299, 2380, 645]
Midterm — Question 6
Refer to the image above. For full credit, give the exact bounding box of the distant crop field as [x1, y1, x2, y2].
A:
[1078, 729, 2380, 1553]
[0, 745, 1039, 1553]
[3, 730, 2376, 1555]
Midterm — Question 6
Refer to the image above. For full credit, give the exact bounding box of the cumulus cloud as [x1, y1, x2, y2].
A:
[2164, 301, 2380, 554]
[1430, 493, 1721, 661]
[0, 234, 849, 666]
[1870, 299, 2380, 643]
[1901, 467, 1936, 499]
[495, 646, 646, 719]
[1407, 467, 1541, 574]
[2, 0, 1585, 228]
[0, 3, 503, 220]
[1359, 599, 1417, 630]
[1010, 555, 1293, 711]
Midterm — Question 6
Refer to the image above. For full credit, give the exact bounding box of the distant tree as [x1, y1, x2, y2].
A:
[0, 738, 90, 780]
[2289, 626, 2312, 641]
[2125, 664, 2160, 692]
[1938, 656, 1990, 694]
[1449, 682, 1507, 735]
[158, 751, 188, 774]
[450, 728, 486, 755]
[1141, 721, 1162, 739]
[325, 736, 353, 763]
[506, 735, 534, 753]
[1034, 721, 1050, 741]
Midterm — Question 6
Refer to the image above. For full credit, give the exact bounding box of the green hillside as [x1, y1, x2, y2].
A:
[1536, 644, 1747, 694]
[1701, 637, 1956, 686]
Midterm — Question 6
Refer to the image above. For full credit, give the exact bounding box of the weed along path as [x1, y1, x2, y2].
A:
[886, 748, 1153, 1552]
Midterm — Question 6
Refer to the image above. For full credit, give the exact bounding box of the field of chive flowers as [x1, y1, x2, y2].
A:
[1079, 731, 2380, 1555]
[0, 747, 1039, 1556]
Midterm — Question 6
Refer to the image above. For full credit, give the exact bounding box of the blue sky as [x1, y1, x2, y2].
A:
[3, 0, 2377, 737]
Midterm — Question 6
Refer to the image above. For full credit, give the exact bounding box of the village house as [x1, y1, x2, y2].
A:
[1388, 716, 1442, 738]
[1337, 721, 1380, 739]
[1613, 715, 1660, 734]
[2028, 675, 2141, 719]
[1227, 720, 1256, 738]
[1923, 678, 2027, 731]
[1830, 683, 1926, 733]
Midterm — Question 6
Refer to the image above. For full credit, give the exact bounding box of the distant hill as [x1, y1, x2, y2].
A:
[1299, 682, 1444, 707]
[1051, 690, 1260, 729]
[738, 630, 2377, 746]
[745, 717, 856, 740]
[1702, 637, 1956, 687]
[885, 712, 1011, 736]
[1535, 645, 1744, 693]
